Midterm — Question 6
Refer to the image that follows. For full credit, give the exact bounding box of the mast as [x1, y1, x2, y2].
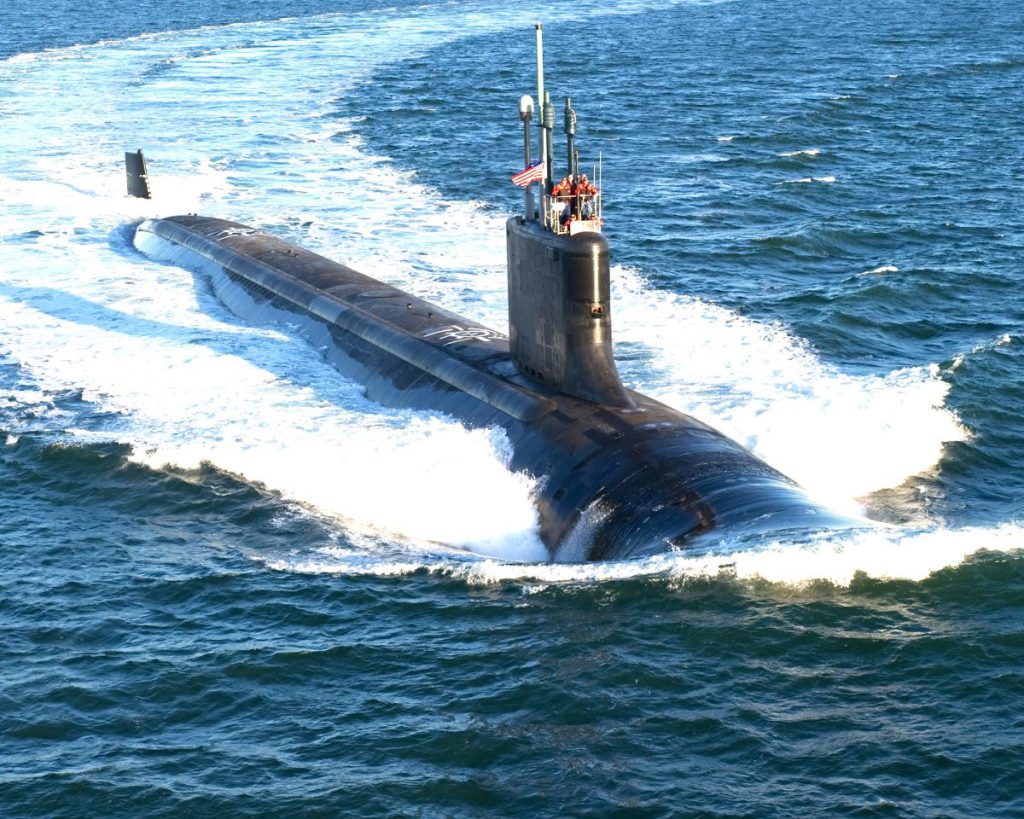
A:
[543, 91, 554, 193]
[535, 23, 549, 194]
[519, 94, 535, 220]
[564, 97, 577, 182]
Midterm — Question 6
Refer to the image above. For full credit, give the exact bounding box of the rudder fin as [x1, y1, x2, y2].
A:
[125, 149, 152, 199]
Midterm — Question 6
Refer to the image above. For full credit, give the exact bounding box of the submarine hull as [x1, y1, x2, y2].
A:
[136, 215, 855, 561]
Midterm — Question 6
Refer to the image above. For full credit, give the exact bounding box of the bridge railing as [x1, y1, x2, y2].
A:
[542, 191, 602, 235]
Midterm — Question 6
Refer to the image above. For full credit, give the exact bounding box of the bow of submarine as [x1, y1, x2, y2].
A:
[498, 390, 858, 562]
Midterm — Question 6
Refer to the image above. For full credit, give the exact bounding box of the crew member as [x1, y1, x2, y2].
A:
[578, 174, 598, 219]
[552, 176, 571, 198]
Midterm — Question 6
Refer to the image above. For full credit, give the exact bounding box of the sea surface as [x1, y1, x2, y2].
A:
[1, 0, 1023, 815]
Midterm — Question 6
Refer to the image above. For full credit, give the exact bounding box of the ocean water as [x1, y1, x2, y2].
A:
[2, 0, 1023, 815]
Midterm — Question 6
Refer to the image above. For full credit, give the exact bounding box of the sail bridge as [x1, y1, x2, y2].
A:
[544, 186, 602, 235]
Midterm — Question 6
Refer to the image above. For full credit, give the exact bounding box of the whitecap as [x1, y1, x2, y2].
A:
[783, 175, 836, 184]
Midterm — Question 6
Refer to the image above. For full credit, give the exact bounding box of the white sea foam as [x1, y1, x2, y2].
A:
[0, 286, 547, 559]
[784, 175, 836, 184]
[263, 522, 1024, 589]
[778, 149, 821, 157]
[610, 267, 966, 511]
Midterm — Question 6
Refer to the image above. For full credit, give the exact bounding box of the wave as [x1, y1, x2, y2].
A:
[782, 175, 836, 184]
[948, 332, 1016, 372]
[262, 522, 1024, 590]
[610, 267, 965, 511]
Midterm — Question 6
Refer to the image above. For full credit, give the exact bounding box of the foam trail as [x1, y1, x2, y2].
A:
[0, 285, 546, 559]
[265, 523, 1024, 589]
[611, 267, 966, 512]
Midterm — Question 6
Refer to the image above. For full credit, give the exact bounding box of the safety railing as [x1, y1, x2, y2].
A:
[542, 191, 602, 235]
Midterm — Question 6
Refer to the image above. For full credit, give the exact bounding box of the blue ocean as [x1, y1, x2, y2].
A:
[2, 0, 1022, 815]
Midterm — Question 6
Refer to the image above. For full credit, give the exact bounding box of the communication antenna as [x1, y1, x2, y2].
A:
[564, 97, 577, 181]
[519, 94, 535, 220]
[535, 23, 550, 193]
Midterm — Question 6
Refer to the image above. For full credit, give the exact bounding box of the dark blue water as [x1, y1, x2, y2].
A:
[2, 0, 1023, 815]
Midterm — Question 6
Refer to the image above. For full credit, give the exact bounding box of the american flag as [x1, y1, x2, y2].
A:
[511, 160, 545, 187]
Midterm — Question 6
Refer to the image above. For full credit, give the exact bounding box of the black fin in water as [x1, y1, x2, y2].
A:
[125, 149, 152, 199]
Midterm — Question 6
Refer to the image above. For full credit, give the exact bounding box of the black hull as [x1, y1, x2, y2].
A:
[136, 215, 854, 561]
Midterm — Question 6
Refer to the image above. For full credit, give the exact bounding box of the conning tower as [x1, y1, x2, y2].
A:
[506, 23, 632, 408]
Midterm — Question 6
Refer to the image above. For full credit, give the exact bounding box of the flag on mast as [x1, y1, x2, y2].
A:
[511, 160, 545, 187]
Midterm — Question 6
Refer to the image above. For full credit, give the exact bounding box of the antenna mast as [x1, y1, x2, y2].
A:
[536, 24, 553, 193]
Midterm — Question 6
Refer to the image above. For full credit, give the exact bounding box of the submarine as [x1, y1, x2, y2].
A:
[130, 24, 857, 561]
